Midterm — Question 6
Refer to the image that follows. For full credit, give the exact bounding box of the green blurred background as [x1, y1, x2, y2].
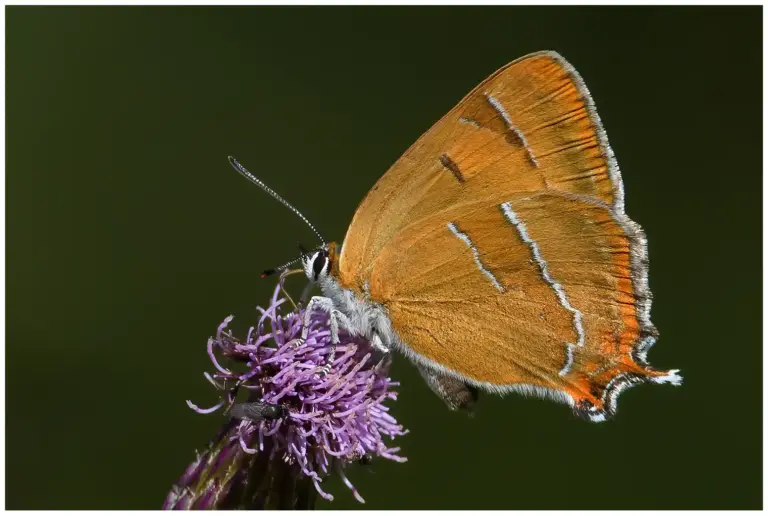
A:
[6, 5, 761, 510]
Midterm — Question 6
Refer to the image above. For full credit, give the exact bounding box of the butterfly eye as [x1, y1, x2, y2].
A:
[312, 251, 328, 280]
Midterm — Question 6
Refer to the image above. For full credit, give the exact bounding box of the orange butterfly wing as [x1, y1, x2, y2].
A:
[337, 51, 678, 419]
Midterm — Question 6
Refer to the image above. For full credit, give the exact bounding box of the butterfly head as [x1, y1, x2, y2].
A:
[300, 242, 338, 284]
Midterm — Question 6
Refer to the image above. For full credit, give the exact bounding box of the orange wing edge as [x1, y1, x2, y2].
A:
[530, 52, 682, 421]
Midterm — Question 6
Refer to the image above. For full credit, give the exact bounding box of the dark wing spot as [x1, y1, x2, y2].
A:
[439, 153, 465, 183]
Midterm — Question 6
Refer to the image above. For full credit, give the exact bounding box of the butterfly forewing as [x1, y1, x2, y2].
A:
[339, 51, 621, 289]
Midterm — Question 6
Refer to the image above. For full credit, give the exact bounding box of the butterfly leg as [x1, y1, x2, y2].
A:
[371, 333, 390, 354]
[299, 296, 354, 376]
[416, 364, 479, 412]
[371, 333, 392, 373]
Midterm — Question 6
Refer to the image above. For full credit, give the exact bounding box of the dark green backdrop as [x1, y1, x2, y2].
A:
[7, 6, 762, 510]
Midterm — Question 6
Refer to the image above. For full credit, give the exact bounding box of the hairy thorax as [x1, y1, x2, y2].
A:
[317, 275, 398, 351]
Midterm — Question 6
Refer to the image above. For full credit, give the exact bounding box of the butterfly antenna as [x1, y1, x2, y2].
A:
[228, 156, 326, 246]
[261, 256, 303, 278]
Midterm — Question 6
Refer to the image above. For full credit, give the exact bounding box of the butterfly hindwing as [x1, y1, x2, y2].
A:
[370, 192, 672, 419]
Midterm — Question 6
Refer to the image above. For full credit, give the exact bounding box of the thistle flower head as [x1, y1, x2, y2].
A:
[165, 278, 407, 508]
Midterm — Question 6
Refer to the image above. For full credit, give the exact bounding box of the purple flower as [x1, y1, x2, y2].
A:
[165, 277, 408, 509]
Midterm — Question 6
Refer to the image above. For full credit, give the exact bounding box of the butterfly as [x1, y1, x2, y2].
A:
[230, 50, 681, 422]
